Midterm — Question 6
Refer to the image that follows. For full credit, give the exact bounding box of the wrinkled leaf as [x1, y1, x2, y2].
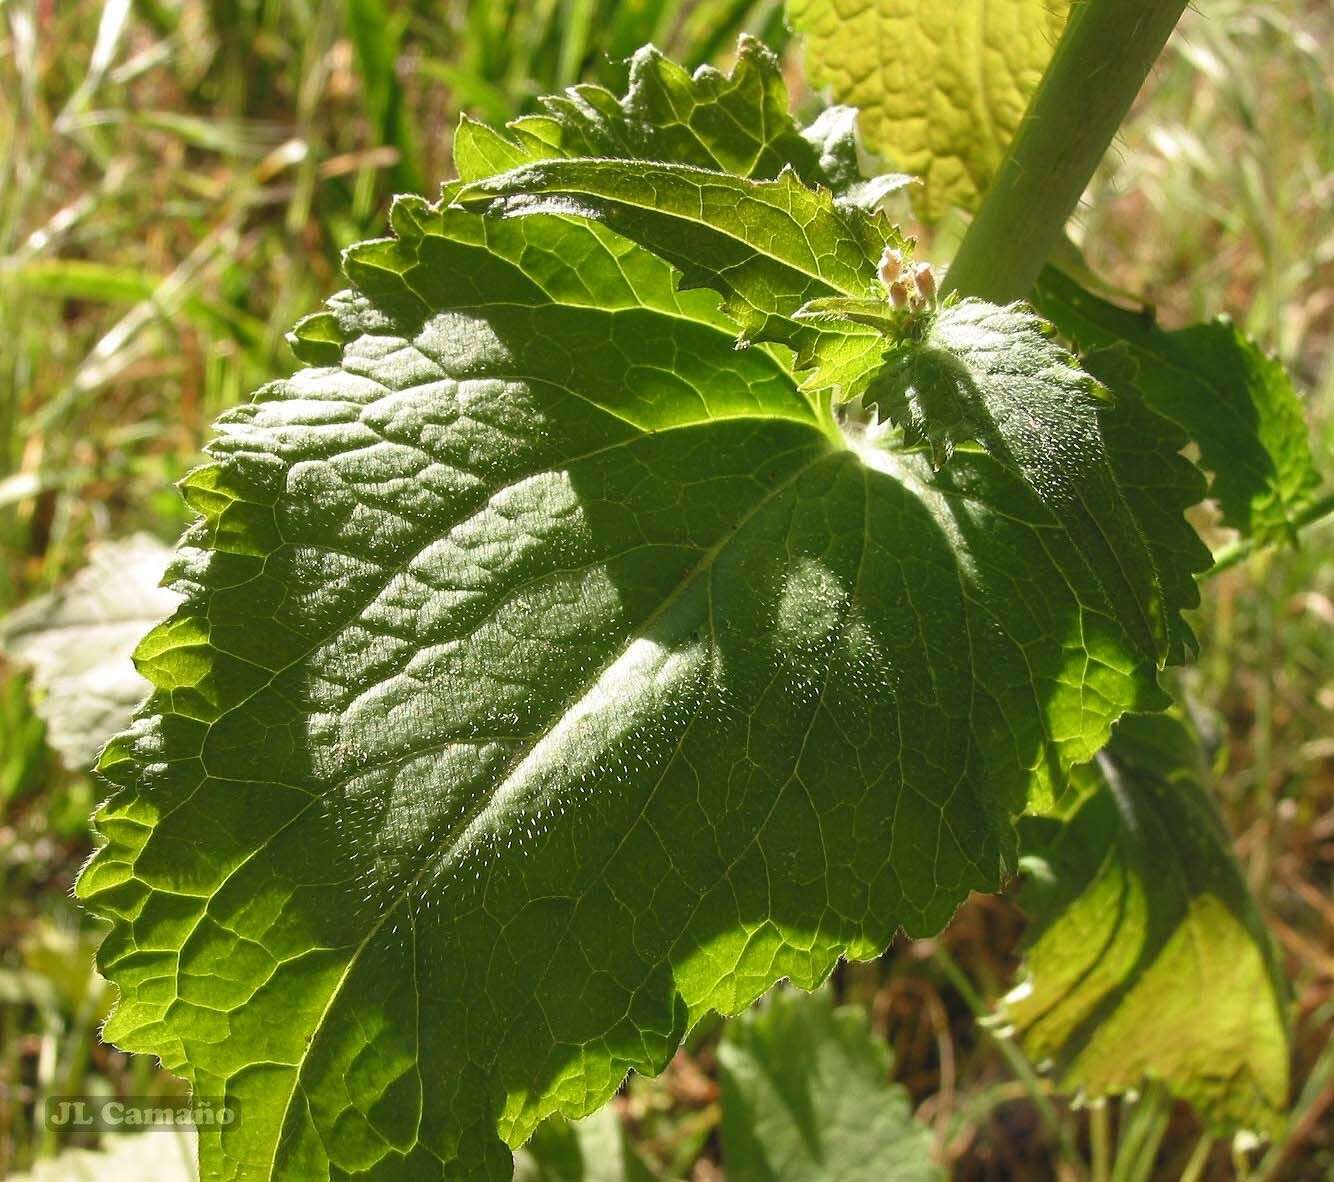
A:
[1, 534, 180, 770]
[787, 0, 1070, 217]
[1034, 266, 1320, 542]
[798, 297, 1210, 668]
[719, 987, 940, 1181]
[1003, 712, 1290, 1137]
[80, 45, 1206, 1180]
[453, 40, 912, 353]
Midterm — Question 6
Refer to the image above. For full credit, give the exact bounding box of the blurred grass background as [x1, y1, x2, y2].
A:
[0, 0, 1329, 1178]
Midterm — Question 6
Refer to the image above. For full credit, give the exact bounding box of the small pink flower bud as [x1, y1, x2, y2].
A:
[912, 261, 937, 303]
[887, 279, 912, 310]
[878, 247, 905, 290]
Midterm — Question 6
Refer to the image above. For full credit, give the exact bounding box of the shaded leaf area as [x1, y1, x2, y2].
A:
[1004, 712, 1290, 1137]
[80, 45, 1206, 1181]
[0, 534, 179, 770]
[1089, 360, 1211, 666]
[786, 0, 1070, 218]
[797, 295, 1210, 670]
[1034, 266, 1321, 543]
[719, 987, 940, 1181]
[858, 300, 1209, 672]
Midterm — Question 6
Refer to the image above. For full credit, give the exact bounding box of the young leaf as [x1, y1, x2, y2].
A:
[1034, 266, 1321, 543]
[786, 0, 1071, 218]
[1003, 712, 1290, 1137]
[453, 40, 912, 350]
[454, 36, 836, 192]
[0, 534, 179, 770]
[719, 987, 940, 1181]
[458, 160, 893, 346]
[79, 45, 1206, 1180]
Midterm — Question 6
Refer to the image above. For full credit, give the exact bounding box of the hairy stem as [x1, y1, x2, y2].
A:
[943, 0, 1189, 304]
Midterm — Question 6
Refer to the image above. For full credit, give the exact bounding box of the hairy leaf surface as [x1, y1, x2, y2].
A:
[719, 987, 939, 1181]
[1004, 713, 1290, 1136]
[80, 46, 1206, 1181]
[1035, 266, 1320, 542]
[852, 300, 1206, 668]
[787, 0, 1070, 217]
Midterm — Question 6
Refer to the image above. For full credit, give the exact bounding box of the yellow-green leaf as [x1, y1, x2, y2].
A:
[1004, 713, 1290, 1137]
[787, 0, 1070, 218]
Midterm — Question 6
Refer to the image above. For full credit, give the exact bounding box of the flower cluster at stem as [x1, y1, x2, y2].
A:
[878, 247, 937, 312]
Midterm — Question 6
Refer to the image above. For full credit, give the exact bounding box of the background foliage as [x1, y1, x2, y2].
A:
[0, 0, 1329, 1178]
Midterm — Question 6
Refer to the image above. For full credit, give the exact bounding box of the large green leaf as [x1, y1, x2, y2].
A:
[786, 0, 1070, 218]
[1003, 712, 1290, 1137]
[80, 44, 1206, 1181]
[719, 987, 940, 1181]
[1034, 266, 1320, 543]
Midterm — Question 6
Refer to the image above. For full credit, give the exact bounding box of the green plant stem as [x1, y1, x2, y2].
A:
[931, 945, 1085, 1177]
[1202, 492, 1334, 580]
[1178, 1133, 1212, 1182]
[943, 0, 1189, 304]
[1090, 1102, 1111, 1182]
[1111, 1082, 1171, 1182]
[1255, 1033, 1334, 1182]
